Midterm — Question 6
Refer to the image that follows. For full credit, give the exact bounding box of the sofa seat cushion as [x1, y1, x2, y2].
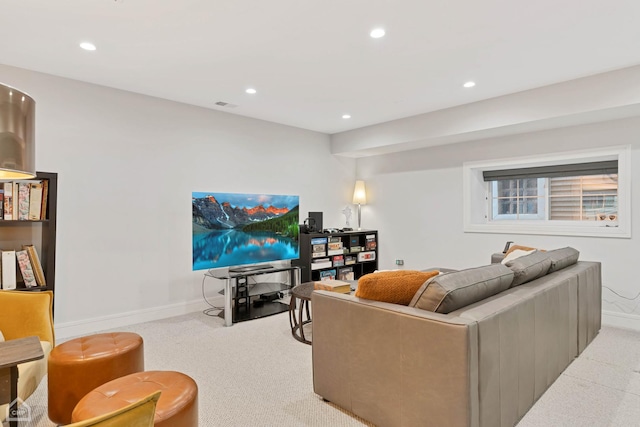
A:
[355, 270, 440, 305]
[409, 264, 514, 314]
[546, 247, 580, 273]
[505, 250, 552, 287]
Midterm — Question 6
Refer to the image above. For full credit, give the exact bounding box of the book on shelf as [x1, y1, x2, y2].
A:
[357, 251, 376, 262]
[16, 249, 38, 288]
[365, 235, 377, 250]
[311, 258, 332, 270]
[17, 182, 30, 220]
[12, 182, 19, 220]
[314, 279, 351, 293]
[319, 269, 337, 281]
[312, 243, 326, 257]
[327, 236, 341, 243]
[40, 179, 49, 220]
[338, 266, 355, 280]
[28, 181, 43, 220]
[349, 236, 359, 247]
[345, 255, 356, 265]
[327, 241, 343, 250]
[350, 246, 362, 253]
[332, 255, 345, 267]
[1, 250, 17, 290]
[3, 182, 13, 220]
[310, 237, 328, 245]
[327, 249, 344, 256]
[23, 244, 46, 287]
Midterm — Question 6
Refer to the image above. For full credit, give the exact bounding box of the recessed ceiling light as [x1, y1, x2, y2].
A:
[370, 28, 385, 39]
[79, 42, 96, 51]
[342, 114, 351, 119]
[245, 88, 257, 94]
[463, 81, 476, 88]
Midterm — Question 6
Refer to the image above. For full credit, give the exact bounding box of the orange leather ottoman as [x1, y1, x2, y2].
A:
[47, 332, 144, 424]
[71, 370, 199, 427]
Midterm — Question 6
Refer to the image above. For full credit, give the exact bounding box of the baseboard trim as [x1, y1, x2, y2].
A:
[54, 299, 215, 340]
[602, 310, 640, 332]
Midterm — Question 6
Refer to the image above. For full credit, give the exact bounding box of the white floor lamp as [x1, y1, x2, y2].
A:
[352, 180, 367, 230]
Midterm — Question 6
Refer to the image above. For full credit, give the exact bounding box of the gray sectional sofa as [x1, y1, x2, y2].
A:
[312, 248, 601, 427]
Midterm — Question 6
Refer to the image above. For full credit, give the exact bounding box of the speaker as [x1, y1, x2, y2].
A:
[308, 211, 323, 232]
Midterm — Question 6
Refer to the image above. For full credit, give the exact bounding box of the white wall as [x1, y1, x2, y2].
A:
[357, 116, 640, 330]
[0, 64, 356, 338]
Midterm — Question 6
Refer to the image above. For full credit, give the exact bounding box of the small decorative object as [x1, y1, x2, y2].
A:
[352, 180, 367, 230]
[342, 205, 352, 227]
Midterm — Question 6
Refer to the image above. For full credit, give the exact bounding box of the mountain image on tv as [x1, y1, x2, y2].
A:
[192, 192, 300, 270]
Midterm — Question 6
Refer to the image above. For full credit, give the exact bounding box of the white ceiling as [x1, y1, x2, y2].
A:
[1, 0, 639, 135]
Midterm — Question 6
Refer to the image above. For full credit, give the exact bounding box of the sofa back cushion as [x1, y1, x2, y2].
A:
[505, 250, 552, 287]
[546, 247, 580, 273]
[409, 264, 514, 313]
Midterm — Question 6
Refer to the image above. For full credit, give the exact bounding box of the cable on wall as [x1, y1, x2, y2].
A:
[603, 285, 640, 314]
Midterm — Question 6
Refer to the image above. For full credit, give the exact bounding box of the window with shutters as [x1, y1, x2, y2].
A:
[463, 147, 630, 238]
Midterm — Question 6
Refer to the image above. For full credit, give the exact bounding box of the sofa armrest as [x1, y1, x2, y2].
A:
[491, 253, 505, 263]
[312, 291, 480, 427]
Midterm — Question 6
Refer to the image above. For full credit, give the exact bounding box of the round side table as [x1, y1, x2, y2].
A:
[289, 282, 315, 345]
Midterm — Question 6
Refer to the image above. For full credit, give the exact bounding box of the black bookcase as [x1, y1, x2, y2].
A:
[0, 171, 57, 300]
[293, 229, 378, 283]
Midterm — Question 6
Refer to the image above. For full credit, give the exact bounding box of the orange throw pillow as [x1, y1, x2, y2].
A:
[355, 270, 440, 305]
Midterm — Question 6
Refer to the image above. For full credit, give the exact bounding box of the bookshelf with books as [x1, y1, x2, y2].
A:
[0, 172, 57, 300]
[294, 229, 378, 283]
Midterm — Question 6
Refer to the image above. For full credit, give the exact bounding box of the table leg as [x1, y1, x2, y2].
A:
[289, 296, 296, 330]
[8, 365, 18, 427]
[298, 300, 306, 343]
[304, 299, 311, 321]
[224, 278, 233, 327]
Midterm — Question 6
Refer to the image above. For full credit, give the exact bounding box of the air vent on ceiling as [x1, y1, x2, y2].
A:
[215, 101, 238, 108]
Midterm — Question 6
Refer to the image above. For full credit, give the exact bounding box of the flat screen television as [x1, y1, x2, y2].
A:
[192, 192, 300, 271]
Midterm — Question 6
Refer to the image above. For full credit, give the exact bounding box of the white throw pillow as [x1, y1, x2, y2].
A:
[501, 249, 536, 264]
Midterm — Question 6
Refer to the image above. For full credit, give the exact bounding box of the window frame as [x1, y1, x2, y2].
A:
[463, 146, 631, 238]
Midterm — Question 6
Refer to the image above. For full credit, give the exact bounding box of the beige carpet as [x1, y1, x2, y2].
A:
[9, 311, 640, 426]
[15, 310, 373, 427]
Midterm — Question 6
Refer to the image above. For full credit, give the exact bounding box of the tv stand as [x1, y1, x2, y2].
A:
[228, 264, 273, 273]
[205, 265, 301, 326]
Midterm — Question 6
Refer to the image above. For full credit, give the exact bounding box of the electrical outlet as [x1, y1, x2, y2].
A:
[395, 259, 404, 266]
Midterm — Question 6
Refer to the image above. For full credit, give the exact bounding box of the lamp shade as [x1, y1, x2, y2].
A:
[352, 180, 367, 205]
[0, 83, 36, 179]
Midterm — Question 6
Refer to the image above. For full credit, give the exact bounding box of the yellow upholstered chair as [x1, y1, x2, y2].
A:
[0, 290, 55, 423]
[65, 391, 161, 427]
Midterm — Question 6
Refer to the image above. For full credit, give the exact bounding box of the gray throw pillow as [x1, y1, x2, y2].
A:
[410, 264, 514, 314]
[546, 247, 580, 273]
[505, 250, 552, 287]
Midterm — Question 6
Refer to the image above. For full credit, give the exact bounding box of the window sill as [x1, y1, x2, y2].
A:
[464, 222, 630, 239]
